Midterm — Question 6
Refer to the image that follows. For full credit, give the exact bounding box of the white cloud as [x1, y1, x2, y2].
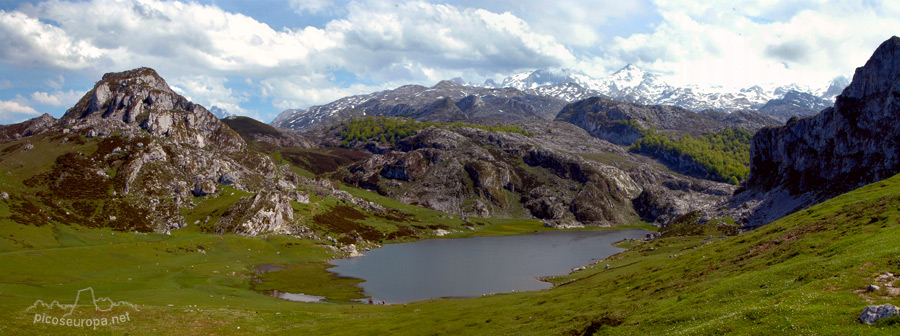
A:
[0, 100, 40, 123]
[1, 0, 578, 116]
[598, 0, 900, 88]
[260, 74, 396, 112]
[30, 89, 82, 106]
[290, 0, 333, 14]
[0, 9, 106, 69]
[170, 75, 249, 116]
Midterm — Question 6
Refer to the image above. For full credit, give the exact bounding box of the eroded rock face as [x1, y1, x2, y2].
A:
[555, 96, 748, 146]
[216, 191, 304, 236]
[733, 37, 900, 226]
[61, 67, 244, 152]
[336, 123, 727, 227]
[0, 113, 57, 142]
[6, 68, 303, 236]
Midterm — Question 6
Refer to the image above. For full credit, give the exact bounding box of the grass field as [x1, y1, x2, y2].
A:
[2, 172, 900, 334]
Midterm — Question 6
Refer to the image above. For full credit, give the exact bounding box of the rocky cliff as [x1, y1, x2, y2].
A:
[0, 113, 57, 141]
[729, 36, 900, 226]
[271, 81, 567, 131]
[554, 96, 776, 146]
[331, 120, 733, 227]
[3, 68, 308, 236]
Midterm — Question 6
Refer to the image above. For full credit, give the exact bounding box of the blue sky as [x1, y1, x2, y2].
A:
[0, 0, 898, 124]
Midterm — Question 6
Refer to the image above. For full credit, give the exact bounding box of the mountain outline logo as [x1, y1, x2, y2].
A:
[26, 287, 140, 316]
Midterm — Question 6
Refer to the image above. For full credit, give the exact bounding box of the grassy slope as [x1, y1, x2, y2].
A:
[2, 173, 898, 334]
[1, 130, 899, 334]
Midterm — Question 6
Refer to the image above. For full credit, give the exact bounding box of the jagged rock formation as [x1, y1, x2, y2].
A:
[757, 90, 833, 122]
[727, 36, 900, 226]
[489, 65, 843, 113]
[271, 81, 567, 131]
[0, 113, 57, 141]
[554, 96, 777, 146]
[331, 121, 733, 226]
[6, 68, 309, 236]
[60, 68, 245, 152]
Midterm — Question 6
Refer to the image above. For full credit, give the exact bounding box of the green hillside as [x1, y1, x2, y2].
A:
[2, 165, 899, 334]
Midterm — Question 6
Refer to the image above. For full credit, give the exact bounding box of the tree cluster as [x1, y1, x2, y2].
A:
[631, 127, 752, 184]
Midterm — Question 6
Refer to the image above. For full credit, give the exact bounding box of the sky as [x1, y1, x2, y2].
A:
[0, 0, 898, 124]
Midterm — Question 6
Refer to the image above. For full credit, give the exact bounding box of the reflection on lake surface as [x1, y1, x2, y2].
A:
[329, 229, 649, 303]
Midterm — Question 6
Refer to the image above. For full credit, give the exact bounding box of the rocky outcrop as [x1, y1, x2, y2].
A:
[0, 113, 57, 142]
[6, 68, 303, 236]
[215, 191, 306, 236]
[859, 304, 898, 324]
[271, 80, 566, 131]
[334, 121, 731, 227]
[555, 96, 740, 146]
[747, 37, 900, 195]
[729, 36, 900, 226]
[757, 90, 832, 122]
[61, 67, 244, 152]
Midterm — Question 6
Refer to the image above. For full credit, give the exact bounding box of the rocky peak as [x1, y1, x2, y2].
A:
[0, 113, 58, 141]
[841, 36, 900, 99]
[61, 67, 244, 152]
[735, 36, 900, 226]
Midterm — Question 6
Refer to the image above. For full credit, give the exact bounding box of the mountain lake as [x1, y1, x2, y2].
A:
[327, 229, 650, 304]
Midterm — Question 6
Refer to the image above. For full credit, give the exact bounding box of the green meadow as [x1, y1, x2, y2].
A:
[2, 158, 900, 334]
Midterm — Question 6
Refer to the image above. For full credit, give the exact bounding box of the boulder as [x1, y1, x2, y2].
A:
[192, 180, 217, 197]
[859, 304, 898, 324]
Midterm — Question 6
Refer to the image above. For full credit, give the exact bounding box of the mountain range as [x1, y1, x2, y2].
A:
[273, 64, 849, 131]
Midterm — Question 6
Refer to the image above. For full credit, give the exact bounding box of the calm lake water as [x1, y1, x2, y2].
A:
[328, 229, 649, 303]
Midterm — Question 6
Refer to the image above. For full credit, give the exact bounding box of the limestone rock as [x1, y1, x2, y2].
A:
[192, 180, 217, 197]
[733, 36, 900, 227]
[859, 304, 898, 324]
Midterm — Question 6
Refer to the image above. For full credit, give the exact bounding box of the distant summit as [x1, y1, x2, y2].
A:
[489, 64, 844, 113]
[208, 106, 235, 119]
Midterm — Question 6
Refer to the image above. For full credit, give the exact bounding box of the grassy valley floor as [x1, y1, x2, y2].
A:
[2, 174, 900, 334]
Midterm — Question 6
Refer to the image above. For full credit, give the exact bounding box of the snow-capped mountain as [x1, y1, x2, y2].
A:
[208, 106, 236, 119]
[486, 65, 846, 114]
[270, 81, 568, 130]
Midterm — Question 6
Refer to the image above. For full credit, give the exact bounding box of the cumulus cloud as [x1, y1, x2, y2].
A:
[1, 0, 578, 117]
[260, 74, 397, 111]
[1, 0, 895, 121]
[599, 0, 900, 88]
[0, 100, 40, 123]
[0, 9, 106, 69]
[30, 89, 82, 106]
[170, 75, 250, 116]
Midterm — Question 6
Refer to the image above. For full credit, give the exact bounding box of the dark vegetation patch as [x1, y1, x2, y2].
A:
[25, 152, 111, 199]
[569, 314, 624, 335]
[281, 147, 370, 175]
[660, 211, 740, 238]
[385, 225, 418, 240]
[312, 205, 382, 242]
[1, 142, 25, 153]
[334, 116, 532, 148]
[222, 116, 284, 139]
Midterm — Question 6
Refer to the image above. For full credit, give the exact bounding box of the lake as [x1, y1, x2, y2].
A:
[328, 229, 649, 304]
